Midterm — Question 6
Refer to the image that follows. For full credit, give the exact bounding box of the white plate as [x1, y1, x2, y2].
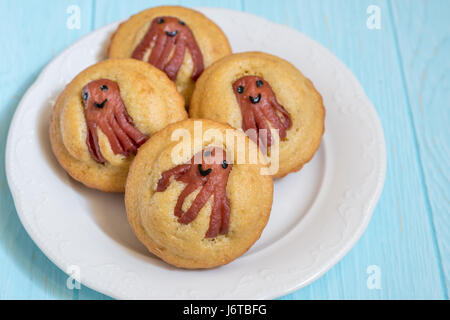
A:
[5, 8, 386, 299]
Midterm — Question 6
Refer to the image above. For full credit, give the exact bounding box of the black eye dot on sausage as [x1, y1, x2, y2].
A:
[256, 80, 264, 87]
[222, 160, 229, 169]
[157, 18, 165, 24]
[179, 20, 185, 25]
[100, 85, 108, 91]
[237, 86, 244, 94]
[82, 92, 89, 100]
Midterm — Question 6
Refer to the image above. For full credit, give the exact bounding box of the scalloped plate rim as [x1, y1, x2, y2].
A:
[5, 7, 386, 299]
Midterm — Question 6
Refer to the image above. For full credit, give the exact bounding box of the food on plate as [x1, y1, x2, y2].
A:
[125, 119, 273, 268]
[108, 6, 232, 105]
[190, 51, 325, 178]
[49, 58, 187, 192]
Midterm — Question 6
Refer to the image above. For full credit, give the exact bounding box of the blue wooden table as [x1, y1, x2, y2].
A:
[0, 0, 448, 300]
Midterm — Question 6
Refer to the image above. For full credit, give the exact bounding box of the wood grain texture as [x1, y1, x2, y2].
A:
[390, 0, 450, 296]
[0, 0, 104, 300]
[0, 0, 448, 299]
[239, 0, 445, 300]
[92, 0, 243, 28]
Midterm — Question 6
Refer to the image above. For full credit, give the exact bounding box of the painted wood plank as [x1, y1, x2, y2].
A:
[239, 0, 445, 299]
[0, 0, 104, 299]
[0, 0, 244, 300]
[92, 0, 243, 29]
[88, 0, 244, 300]
[0, 0, 446, 300]
[390, 0, 450, 297]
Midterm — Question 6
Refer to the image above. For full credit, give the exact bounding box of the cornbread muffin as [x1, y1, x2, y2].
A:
[49, 58, 187, 192]
[125, 119, 273, 269]
[108, 6, 232, 105]
[190, 52, 325, 179]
